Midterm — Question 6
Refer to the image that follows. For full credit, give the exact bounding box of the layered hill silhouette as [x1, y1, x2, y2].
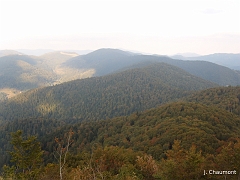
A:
[39, 51, 95, 83]
[63, 49, 240, 85]
[0, 51, 94, 100]
[0, 62, 217, 122]
[0, 48, 240, 101]
[41, 101, 240, 159]
[0, 59, 240, 177]
[0, 54, 56, 90]
[171, 53, 240, 70]
[1, 100, 240, 166]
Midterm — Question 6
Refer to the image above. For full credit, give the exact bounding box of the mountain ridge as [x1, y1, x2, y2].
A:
[171, 53, 240, 70]
[1, 48, 240, 101]
[63, 48, 240, 85]
[0, 62, 217, 122]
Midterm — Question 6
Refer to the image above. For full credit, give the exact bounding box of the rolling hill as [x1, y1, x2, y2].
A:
[0, 54, 56, 91]
[63, 48, 240, 86]
[172, 53, 240, 70]
[62, 48, 138, 76]
[0, 62, 217, 122]
[185, 86, 240, 116]
[39, 51, 95, 83]
[41, 102, 240, 159]
[0, 69, 240, 179]
[1, 100, 240, 170]
[0, 52, 94, 99]
[1, 48, 240, 101]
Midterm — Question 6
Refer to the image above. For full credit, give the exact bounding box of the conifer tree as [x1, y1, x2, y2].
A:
[3, 130, 43, 180]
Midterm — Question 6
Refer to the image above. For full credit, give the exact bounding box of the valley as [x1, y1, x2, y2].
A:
[0, 48, 239, 179]
[1, 49, 240, 99]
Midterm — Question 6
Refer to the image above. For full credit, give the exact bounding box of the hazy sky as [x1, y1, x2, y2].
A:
[0, 0, 239, 55]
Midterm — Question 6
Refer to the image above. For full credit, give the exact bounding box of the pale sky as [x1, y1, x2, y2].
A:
[0, 0, 239, 55]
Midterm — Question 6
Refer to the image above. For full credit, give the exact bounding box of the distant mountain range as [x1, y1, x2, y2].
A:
[0, 51, 93, 99]
[63, 49, 240, 85]
[0, 48, 240, 176]
[0, 54, 56, 90]
[0, 62, 217, 122]
[0, 48, 240, 100]
[171, 53, 240, 70]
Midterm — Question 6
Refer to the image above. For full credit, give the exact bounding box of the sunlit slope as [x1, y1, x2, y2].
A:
[0, 52, 95, 99]
[0, 62, 217, 121]
[0, 55, 56, 90]
[63, 48, 240, 85]
[39, 102, 240, 160]
[39, 51, 95, 84]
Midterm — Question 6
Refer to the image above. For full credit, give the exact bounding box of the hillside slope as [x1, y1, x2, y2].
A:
[0, 52, 94, 99]
[63, 49, 240, 86]
[0, 55, 56, 91]
[172, 53, 240, 70]
[1, 48, 240, 99]
[62, 48, 137, 76]
[39, 102, 240, 161]
[0, 63, 217, 122]
[1, 101, 240, 178]
[39, 51, 95, 83]
[185, 86, 240, 116]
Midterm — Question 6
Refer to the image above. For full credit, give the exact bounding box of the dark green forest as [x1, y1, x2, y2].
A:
[0, 52, 240, 179]
[0, 63, 217, 122]
[1, 49, 240, 96]
[185, 86, 240, 116]
[1, 100, 240, 179]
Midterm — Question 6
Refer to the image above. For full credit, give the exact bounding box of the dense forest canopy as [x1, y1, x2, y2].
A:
[185, 86, 240, 116]
[0, 63, 217, 122]
[0, 49, 240, 179]
[1, 100, 240, 179]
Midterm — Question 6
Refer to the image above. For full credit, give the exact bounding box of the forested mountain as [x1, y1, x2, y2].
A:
[0, 63, 217, 122]
[185, 86, 240, 116]
[0, 118, 66, 167]
[0, 52, 93, 99]
[1, 48, 240, 101]
[39, 51, 94, 83]
[62, 49, 139, 76]
[171, 53, 240, 70]
[41, 102, 240, 159]
[1, 101, 240, 179]
[63, 48, 240, 85]
[39, 51, 78, 68]
[1, 48, 240, 179]
[0, 54, 56, 91]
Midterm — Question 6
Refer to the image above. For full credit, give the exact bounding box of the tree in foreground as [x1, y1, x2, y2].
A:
[53, 129, 74, 180]
[3, 130, 43, 180]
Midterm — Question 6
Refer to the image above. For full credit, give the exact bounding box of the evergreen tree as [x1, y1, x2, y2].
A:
[3, 130, 43, 180]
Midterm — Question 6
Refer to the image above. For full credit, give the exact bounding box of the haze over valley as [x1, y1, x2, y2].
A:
[0, 47, 240, 179]
[0, 0, 240, 179]
[0, 48, 240, 100]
